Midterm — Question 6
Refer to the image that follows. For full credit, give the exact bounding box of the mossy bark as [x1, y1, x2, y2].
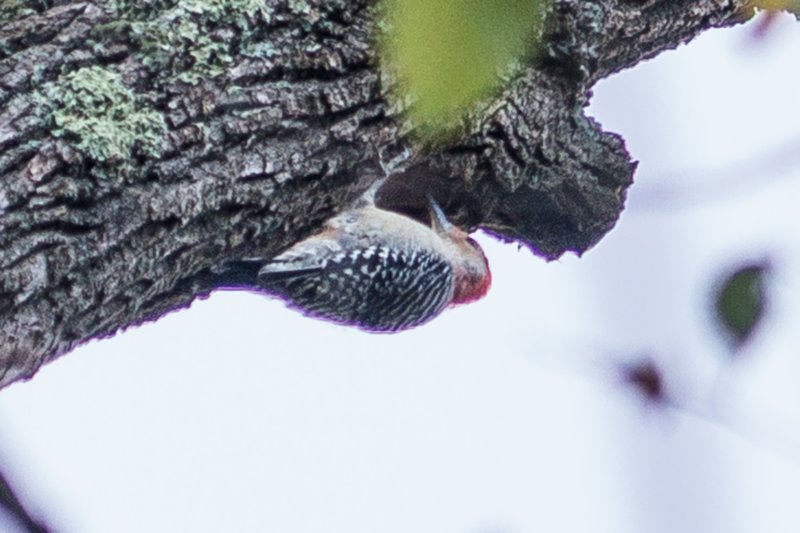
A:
[0, 0, 763, 386]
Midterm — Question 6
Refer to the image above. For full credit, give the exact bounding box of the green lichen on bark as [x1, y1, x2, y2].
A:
[105, 0, 270, 84]
[0, 0, 47, 26]
[36, 65, 164, 163]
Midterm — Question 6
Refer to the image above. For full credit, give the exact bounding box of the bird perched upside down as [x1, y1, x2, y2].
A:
[215, 197, 491, 332]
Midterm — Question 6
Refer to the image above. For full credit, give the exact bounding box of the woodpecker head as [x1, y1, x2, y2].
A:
[427, 197, 492, 305]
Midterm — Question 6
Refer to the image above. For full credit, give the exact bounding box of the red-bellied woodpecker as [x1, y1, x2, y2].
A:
[216, 197, 491, 332]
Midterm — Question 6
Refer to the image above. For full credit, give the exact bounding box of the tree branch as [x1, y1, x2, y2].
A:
[0, 0, 757, 387]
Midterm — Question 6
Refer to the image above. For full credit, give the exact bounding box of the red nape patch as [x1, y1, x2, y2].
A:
[450, 260, 492, 306]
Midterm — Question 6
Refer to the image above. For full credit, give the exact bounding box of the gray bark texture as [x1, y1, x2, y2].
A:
[0, 0, 766, 387]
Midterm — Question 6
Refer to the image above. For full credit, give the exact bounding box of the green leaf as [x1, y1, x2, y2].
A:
[713, 261, 771, 351]
[382, 0, 542, 140]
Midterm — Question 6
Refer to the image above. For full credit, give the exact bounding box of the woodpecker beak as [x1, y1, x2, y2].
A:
[426, 195, 454, 235]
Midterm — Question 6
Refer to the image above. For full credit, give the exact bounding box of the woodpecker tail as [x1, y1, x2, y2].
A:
[257, 266, 322, 283]
[211, 259, 267, 288]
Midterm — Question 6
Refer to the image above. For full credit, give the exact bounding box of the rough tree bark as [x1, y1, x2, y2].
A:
[0, 0, 774, 387]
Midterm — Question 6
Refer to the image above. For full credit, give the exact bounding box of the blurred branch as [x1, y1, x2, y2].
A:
[629, 134, 800, 212]
[662, 382, 800, 467]
[522, 336, 800, 466]
[615, 355, 800, 465]
[0, 468, 50, 533]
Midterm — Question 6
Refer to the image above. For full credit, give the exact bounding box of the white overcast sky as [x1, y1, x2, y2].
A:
[1, 12, 800, 533]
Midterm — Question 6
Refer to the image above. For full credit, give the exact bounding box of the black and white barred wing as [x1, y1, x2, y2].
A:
[258, 245, 454, 332]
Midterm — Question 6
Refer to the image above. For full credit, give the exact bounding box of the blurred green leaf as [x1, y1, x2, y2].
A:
[751, 0, 800, 14]
[713, 261, 771, 350]
[382, 0, 542, 140]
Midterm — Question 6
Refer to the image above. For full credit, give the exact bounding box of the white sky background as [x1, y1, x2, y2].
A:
[1, 12, 800, 533]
